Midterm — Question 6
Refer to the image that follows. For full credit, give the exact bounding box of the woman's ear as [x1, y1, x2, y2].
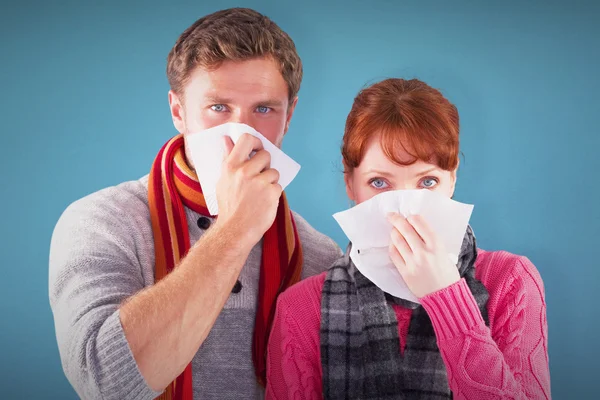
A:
[449, 158, 460, 198]
[344, 171, 355, 203]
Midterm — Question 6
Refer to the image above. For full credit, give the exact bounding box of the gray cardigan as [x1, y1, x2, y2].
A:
[49, 175, 342, 399]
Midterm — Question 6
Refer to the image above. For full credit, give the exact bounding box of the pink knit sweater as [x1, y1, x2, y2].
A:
[266, 250, 551, 399]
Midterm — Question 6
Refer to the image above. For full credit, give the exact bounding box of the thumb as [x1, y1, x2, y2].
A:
[222, 136, 234, 160]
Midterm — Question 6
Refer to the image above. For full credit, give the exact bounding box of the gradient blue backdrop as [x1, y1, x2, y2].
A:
[1, 0, 598, 398]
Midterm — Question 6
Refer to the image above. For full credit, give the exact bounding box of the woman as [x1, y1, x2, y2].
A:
[265, 78, 551, 399]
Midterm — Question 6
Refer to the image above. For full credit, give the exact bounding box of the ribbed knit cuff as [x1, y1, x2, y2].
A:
[96, 310, 164, 400]
[420, 278, 486, 341]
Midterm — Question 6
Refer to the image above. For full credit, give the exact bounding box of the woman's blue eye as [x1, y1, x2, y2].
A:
[370, 178, 388, 189]
[421, 178, 438, 188]
[211, 104, 226, 112]
[256, 106, 270, 113]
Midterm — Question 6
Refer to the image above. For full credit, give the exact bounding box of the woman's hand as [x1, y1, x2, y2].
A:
[387, 213, 460, 298]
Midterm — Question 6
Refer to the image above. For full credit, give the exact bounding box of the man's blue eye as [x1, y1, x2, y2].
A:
[211, 104, 226, 112]
[257, 106, 270, 113]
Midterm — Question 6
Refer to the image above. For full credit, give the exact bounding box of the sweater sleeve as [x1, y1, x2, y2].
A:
[420, 256, 551, 400]
[266, 276, 325, 400]
[48, 195, 162, 400]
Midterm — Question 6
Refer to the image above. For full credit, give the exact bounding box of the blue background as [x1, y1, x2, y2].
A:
[1, 0, 598, 398]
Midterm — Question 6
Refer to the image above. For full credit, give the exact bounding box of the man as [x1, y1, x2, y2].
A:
[49, 8, 341, 400]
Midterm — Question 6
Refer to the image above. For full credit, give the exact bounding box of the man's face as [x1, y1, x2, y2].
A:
[169, 57, 297, 166]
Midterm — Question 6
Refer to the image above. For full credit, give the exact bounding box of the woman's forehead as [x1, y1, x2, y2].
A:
[359, 137, 439, 172]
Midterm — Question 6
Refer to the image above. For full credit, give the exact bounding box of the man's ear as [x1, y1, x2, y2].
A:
[168, 90, 186, 134]
[283, 96, 298, 135]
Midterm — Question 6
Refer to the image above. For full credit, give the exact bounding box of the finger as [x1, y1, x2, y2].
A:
[222, 136, 235, 160]
[270, 182, 283, 199]
[260, 168, 280, 184]
[228, 133, 264, 166]
[390, 227, 413, 267]
[244, 149, 272, 175]
[387, 213, 424, 253]
[389, 241, 408, 271]
[406, 214, 436, 247]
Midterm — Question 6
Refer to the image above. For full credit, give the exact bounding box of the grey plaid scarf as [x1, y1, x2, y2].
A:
[320, 226, 489, 399]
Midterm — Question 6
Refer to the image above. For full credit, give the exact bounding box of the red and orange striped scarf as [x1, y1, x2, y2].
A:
[148, 134, 303, 400]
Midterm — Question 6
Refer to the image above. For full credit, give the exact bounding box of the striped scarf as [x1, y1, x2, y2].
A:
[320, 226, 489, 399]
[148, 134, 303, 399]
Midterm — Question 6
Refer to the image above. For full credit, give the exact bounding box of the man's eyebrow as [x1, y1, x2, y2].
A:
[252, 99, 285, 108]
[203, 97, 285, 108]
[205, 96, 234, 104]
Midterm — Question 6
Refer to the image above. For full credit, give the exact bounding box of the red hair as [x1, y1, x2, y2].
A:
[342, 78, 460, 173]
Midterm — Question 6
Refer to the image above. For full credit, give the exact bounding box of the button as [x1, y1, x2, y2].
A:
[197, 216, 211, 230]
[232, 280, 242, 294]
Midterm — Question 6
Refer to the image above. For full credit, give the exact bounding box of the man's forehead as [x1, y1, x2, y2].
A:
[184, 59, 289, 103]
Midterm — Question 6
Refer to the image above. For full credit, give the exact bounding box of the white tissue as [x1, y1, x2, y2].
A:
[332, 189, 474, 303]
[185, 122, 301, 215]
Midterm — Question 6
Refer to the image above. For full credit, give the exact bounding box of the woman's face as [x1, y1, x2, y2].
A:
[345, 136, 458, 205]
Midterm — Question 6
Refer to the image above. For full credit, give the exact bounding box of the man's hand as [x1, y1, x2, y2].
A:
[215, 133, 282, 245]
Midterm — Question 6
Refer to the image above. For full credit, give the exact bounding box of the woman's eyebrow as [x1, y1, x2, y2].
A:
[363, 169, 395, 178]
[414, 167, 438, 178]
